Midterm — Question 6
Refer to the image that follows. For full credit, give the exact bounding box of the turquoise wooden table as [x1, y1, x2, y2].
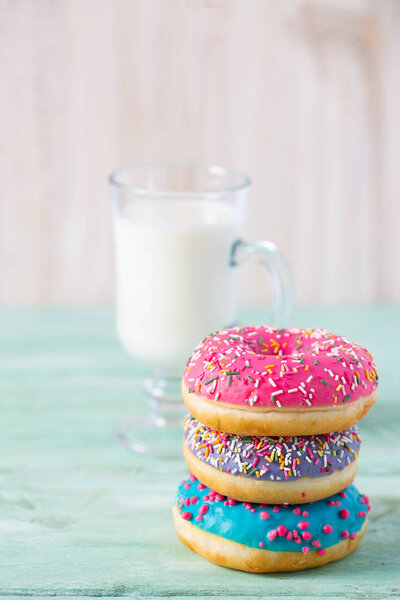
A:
[1, 307, 399, 599]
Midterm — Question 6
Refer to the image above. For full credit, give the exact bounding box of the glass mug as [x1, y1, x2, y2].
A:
[110, 164, 292, 457]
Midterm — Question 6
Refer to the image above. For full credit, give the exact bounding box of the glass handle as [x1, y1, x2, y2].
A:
[230, 239, 292, 326]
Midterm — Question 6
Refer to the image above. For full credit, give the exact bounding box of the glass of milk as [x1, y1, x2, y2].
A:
[110, 164, 291, 457]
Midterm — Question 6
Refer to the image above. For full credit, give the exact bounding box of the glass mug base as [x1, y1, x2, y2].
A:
[115, 414, 184, 459]
[115, 370, 186, 459]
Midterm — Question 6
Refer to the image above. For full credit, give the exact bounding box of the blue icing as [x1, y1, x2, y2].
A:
[176, 475, 369, 552]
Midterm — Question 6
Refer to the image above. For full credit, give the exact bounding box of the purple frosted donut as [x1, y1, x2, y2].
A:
[183, 416, 361, 504]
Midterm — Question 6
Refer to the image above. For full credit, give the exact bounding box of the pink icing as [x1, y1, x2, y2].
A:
[183, 326, 378, 409]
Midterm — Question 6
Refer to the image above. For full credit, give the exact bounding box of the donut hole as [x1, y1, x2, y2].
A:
[241, 334, 303, 358]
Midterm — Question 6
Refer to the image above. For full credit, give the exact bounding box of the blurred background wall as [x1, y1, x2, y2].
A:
[0, 0, 399, 307]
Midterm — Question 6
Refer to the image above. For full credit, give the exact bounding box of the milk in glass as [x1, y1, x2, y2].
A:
[114, 199, 239, 370]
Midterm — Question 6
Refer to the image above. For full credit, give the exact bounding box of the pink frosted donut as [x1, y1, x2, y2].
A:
[182, 326, 378, 436]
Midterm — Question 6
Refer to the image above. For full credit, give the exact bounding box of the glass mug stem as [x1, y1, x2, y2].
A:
[230, 239, 292, 326]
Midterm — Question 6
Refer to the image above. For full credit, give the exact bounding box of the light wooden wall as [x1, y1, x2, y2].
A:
[1, 0, 399, 306]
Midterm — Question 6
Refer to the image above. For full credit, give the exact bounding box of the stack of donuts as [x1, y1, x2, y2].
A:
[173, 326, 378, 572]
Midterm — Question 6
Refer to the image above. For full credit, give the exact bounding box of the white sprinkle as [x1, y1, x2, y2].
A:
[271, 389, 283, 396]
[275, 400, 282, 408]
[306, 375, 313, 383]
[268, 377, 276, 388]
[250, 394, 258, 406]
[288, 388, 298, 393]
[255, 379, 260, 388]
[305, 398, 312, 406]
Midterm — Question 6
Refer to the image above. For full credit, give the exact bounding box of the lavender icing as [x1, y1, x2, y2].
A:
[184, 416, 361, 481]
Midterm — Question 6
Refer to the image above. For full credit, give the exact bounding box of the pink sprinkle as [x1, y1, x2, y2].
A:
[245, 503, 252, 511]
[189, 472, 197, 482]
[341, 530, 349, 539]
[323, 524, 333, 534]
[190, 496, 198, 504]
[260, 504, 268, 508]
[339, 491, 346, 498]
[293, 529, 299, 539]
[292, 507, 301, 516]
[199, 505, 209, 515]
[335, 500, 341, 507]
[203, 495, 209, 501]
[302, 546, 309, 554]
[251, 508, 256, 513]
[198, 483, 206, 490]
[295, 537, 301, 544]
[268, 530, 277, 541]
[339, 509, 350, 519]
[277, 525, 287, 536]
[273, 505, 280, 513]
[367, 503, 371, 511]
[185, 498, 191, 506]
[181, 511, 192, 520]
[317, 548, 327, 556]
[195, 515, 203, 521]
[260, 511, 270, 520]
[302, 492, 306, 498]
[259, 542, 264, 547]
[184, 483, 191, 490]
[302, 510, 309, 517]
[311, 540, 321, 547]
[298, 521, 309, 530]
[328, 500, 335, 506]
[228, 498, 236, 506]
[215, 493, 224, 501]
[350, 532, 357, 540]
[286, 531, 293, 540]
[302, 531, 311, 541]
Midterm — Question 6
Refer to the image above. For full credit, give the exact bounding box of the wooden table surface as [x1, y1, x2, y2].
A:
[1, 307, 399, 599]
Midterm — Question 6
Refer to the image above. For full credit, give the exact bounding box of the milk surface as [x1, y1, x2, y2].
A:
[114, 199, 239, 370]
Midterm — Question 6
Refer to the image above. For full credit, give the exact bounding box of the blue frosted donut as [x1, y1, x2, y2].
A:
[173, 473, 370, 572]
